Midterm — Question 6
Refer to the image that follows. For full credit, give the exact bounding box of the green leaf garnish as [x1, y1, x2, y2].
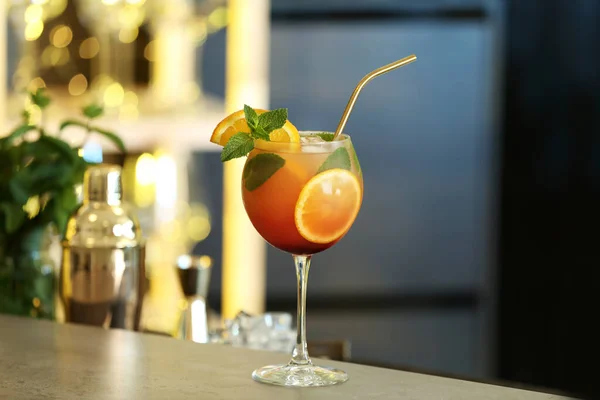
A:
[317, 147, 351, 174]
[258, 108, 287, 133]
[352, 147, 362, 177]
[219, 105, 290, 162]
[221, 132, 255, 162]
[315, 132, 335, 142]
[244, 104, 259, 129]
[243, 153, 285, 191]
[83, 104, 104, 119]
[30, 88, 50, 109]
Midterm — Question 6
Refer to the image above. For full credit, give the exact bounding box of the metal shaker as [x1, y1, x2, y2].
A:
[176, 255, 212, 343]
[58, 164, 146, 331]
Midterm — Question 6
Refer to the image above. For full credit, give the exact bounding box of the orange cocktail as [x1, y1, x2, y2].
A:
[210, 105, 362, 387]
[242, 134, 362, 255]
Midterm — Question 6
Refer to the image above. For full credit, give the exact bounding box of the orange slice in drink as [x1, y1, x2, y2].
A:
[295, 169, 362, 244]
[210, 109, 300, 146]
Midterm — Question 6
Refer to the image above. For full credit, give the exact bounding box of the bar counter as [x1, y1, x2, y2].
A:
[0, 315, 571, 399]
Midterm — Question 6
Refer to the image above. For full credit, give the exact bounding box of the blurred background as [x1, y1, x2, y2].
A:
[1, 0, 598, 399]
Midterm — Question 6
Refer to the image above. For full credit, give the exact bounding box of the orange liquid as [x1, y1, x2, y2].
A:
[242, 139, 363, 255]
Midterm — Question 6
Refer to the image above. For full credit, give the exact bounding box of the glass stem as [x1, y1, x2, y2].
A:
[291, 255, 312, 366]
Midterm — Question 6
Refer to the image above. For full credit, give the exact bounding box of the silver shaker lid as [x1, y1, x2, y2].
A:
[84, 164, 122, 205]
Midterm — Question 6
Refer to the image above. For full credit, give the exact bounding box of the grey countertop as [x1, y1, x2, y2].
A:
[0, 315, 572, 399]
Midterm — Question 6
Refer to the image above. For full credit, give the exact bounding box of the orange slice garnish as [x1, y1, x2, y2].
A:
[210, 109, 300, 146]
[294, 169, 362, 244]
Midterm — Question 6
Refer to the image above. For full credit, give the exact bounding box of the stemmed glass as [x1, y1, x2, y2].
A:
[241, 133, 363, 387]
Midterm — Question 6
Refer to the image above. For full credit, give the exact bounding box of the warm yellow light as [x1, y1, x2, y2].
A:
[24, 5, 43, 23]
[222, 0, 270, 319]
[119, 104, 138, 121]
[118, 5, 144, 28]
[207, 7, 228, 32]
[187, 215, 211, 242]
[143, 41, 156, 62]
[68, 74, 88, 96]
[161, 220, 182, 243]
[79, 37, 100, 59]
[182, 82, 200, 103]
[102, 0, 119, 5]
[26, 77, 46, 92]
[123, 91, 138, 106]
[118, 27, 138, 43]
[49, 47, 70, 66]
[135, 153, 156, 185]
[187, 20, 207, 45]
[198, 255, 212, 268]
[25, 21, 44, 41]
[104, 82, 125, 107]
[23, 196, 40, 219]
[50, 25, 72, 48]
[26, 104, 42, 125]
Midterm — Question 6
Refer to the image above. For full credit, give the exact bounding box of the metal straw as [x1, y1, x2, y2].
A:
[333, 54, 417, 139]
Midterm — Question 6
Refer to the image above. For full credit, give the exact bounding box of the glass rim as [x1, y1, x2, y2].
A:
[253, 132, 352, 152]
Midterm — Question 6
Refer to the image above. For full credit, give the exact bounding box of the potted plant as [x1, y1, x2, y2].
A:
[0, 89, 125, 319]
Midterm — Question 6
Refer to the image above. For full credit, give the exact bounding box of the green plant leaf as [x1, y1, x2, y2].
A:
[30, 88, 50, 109]
[243, 153, 285, 191]
[8, 178, 30, 204]
[244, 104, 259, 129]
[59, 119, 87, 131]
[315, 132, 335, 142]
[317, 147, 351, 174]
[90, 126, 126, 153]
[5, 125, 37, 143]
[257, 108, 288, 133]
[0, 202, 25, 233]
[37, 135, 79, 162]
[83, 104, 104, 119]
[221, 132, 254, 162]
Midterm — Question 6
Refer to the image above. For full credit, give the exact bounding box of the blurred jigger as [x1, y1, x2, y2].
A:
[176, 254, 213, 343]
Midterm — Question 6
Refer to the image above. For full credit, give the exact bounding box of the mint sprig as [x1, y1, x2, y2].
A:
[220, 105, 288, 162]
[317, 147, 351, 174]
[316, 132, 335, 142]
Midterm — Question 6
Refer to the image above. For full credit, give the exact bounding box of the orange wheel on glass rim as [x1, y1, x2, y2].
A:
[210, 109, 300, 146]
[294, 168, 362, 244]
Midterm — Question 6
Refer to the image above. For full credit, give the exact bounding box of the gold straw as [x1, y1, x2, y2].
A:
[333, 54, 417, 139]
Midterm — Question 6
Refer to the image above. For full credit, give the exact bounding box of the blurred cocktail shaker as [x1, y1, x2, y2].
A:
[58, 164, 146, 331]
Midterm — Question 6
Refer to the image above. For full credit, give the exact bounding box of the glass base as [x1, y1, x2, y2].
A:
[252, 363, 348, 387]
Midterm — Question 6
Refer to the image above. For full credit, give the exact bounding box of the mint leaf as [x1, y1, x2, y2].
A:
[352, 147, 362, 177]
[244, 104, 259, 129]
[221, 133, 254, 162]
[316, 132, 335, 142]
[83, 104, 104, 119]
[243, 153, 285, 191]
[317, 147, 351, 174]
[252, 126, 270, 141]
[258, 108, 287, 133]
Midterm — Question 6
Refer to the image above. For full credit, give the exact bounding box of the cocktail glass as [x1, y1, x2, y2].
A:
[242, 132, 363, 387]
